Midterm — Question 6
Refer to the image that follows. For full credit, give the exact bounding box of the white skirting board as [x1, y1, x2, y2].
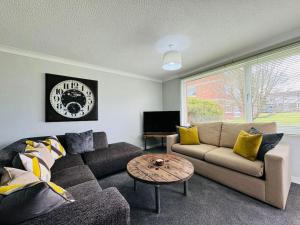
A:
[292, 176, 300, 184]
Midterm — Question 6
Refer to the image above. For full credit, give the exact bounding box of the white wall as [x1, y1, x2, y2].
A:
[0, 52, 162, 149]
[163, 78, 181, 111]
[162, 78, 300, 182]
[282, 135, 300, 180]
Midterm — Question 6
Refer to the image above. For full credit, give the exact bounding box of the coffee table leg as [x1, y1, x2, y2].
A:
[184, 181, 188, 196]
[134, 179, 137, 191]
[155, 185, 160, 214]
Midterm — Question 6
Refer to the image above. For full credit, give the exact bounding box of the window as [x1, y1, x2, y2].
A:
[181, 43, 300, 134]
[183, 66, 246, 123]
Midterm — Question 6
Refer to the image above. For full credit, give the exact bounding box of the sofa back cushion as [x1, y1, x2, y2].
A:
[93, 132, 108, 149]
[192, 122, 222, 146]
[220, 122, 277, 148]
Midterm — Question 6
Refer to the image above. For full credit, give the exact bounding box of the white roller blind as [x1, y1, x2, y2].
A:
[250, 45, 300, 133]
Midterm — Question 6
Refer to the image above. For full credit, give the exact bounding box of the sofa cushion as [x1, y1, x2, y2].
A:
[192, 122, 222, 146]
[0, 139, 27, 167]
[19, 152, 52, 182]
[233, 130, 263, 161]
[27, 136, 66, 160]
[12, 144, 56, 172]
[65, 130, 95, 154]
[51, 154, 84, 173]
[0, 181, 73, 225]
[204, 147, 264, 177]
[25, 143, 56, 167]
[220, 122, 277, 148]
[93, 132, 108, 149]
[178, 126, 200, 145]
[66, 180, 102, 200]
[172, 143, 218, 160]
[18, 187, 130, 225]
[1, 167, 39, 185]
[51, 165, 95, 189]
[83, 142, 142, 178]
[248, 127, 284, 161]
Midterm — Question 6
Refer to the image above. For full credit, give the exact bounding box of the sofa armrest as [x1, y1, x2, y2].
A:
[19, 187, 130, 225]
[265, 144, 291, 209]
[167, 134, 178, 153]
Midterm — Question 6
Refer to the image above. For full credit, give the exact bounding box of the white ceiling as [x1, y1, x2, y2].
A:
[0, 0, 300, 82]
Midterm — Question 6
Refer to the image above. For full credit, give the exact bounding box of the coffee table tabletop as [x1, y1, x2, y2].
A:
[127, 153, 194, 213]
[127, 153, 194, 184]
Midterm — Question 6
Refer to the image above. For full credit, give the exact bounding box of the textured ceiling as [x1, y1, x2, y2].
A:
[0, 0, 300, 81]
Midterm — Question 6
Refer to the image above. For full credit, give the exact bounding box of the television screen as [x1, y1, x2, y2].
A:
[143, 111, 180, 133]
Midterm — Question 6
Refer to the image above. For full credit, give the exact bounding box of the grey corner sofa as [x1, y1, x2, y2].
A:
[0, 132, 143, 225]
[167, 122, 291, 209]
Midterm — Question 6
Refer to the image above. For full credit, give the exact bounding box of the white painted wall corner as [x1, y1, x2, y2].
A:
[292, 176, 300, 184]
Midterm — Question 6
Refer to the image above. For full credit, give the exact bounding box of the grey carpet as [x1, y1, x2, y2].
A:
[99, 172, 300, 225]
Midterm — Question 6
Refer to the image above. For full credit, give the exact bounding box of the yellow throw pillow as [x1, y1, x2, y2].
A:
[26, 136, 66, 160]
[25, 144, 55, 168]
[233, 130, 263, 161]
[0, 167, 40, 186]
[19, 153, 51, 182]
[179, 126, 200, 145]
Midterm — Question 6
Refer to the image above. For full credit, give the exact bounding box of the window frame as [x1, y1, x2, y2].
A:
[180, 43, 300, 134]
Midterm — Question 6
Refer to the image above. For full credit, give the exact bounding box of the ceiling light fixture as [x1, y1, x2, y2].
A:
[162, 44, 182, 71]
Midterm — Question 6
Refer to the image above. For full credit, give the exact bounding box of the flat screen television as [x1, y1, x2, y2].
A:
[143, 111, 180, 134]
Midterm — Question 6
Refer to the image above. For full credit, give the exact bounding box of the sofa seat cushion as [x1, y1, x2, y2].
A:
[51, 165, 96, 189]
[66, 180, 102, 200]
[204, 147, 264, 177]
[18, 187, 130, 225]
[51, 154, 85, 173]
[172, 143, 218, 160]
[83, 142, 142, 178]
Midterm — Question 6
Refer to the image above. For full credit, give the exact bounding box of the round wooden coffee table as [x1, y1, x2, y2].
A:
[127, 153, 194, 213]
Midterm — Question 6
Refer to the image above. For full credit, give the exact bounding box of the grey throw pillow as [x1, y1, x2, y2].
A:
[65, 130, 95, 154]
[0, 139, 27, 167]
[0, 182, 74, 225]
[248, 127, 283, 161]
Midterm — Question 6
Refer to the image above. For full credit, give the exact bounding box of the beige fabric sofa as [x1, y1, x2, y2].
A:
[167, 122, 291, 209]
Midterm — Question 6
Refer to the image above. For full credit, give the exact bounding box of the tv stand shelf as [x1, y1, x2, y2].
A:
[143, 133, 175, 150]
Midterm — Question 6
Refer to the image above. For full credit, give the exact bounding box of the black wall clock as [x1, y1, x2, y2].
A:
[45, 73, 98, 122]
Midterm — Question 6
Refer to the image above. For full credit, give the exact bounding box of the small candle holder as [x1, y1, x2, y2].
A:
[154, 158, 164, 166]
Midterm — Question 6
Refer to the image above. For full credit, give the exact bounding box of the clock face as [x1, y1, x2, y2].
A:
[49, 80, 95, 118]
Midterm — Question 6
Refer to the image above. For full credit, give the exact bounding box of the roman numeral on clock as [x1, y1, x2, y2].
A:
[56, 103, 63, 109]
[56, 89, 63, 95]
[63, 83, 69, 89]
